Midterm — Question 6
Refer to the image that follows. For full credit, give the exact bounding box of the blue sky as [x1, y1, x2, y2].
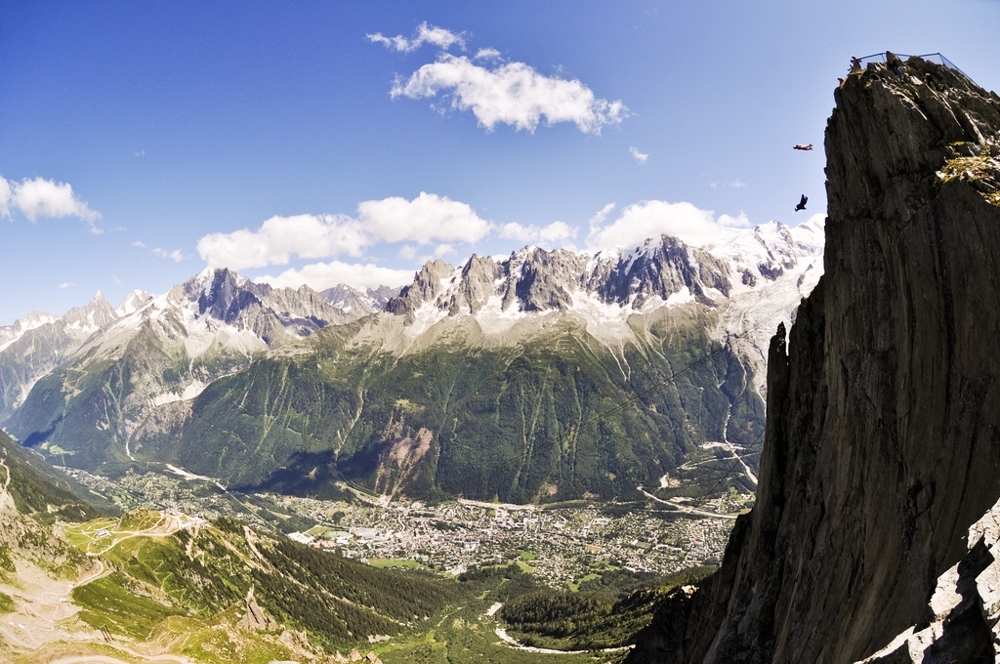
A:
[2, 1, 1000, 323]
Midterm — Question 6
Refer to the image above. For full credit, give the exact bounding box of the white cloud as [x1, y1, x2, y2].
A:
[197, 213, 368, 270]
[629, 146, 649, 164]
[197, 193, 491, 271]
[59, 282, 75, 289]
[0, 176, 101, 230]
[357, 192, 491, 244]
[398, 244, 417, 259]
[587, 200, 752, 251]
[132, 240, 146, 248]
[539, 221, 576, 243]
[367, 22, 465, 53]
[435, 243, 456, 257]
[499, 220, 577, 247]
[153, 248, 185, 262]
[474, 48, 501, 61]
[257, 261, 414, 292]
[391, 54, 627, 134]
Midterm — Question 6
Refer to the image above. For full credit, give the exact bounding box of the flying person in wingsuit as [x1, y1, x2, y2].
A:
[793, 143, 813, 150]
[794, 194, 808, 212]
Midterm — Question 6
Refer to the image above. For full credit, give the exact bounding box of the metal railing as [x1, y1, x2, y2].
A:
[855, 52, 971, 82]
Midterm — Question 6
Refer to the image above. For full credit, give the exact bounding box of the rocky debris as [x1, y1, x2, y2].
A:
[628, 54, 1000, 663]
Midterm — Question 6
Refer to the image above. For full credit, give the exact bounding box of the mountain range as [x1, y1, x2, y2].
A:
[0, 218, 823, 503]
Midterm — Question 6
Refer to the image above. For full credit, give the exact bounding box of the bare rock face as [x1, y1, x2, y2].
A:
[628, 55, 1000, 663]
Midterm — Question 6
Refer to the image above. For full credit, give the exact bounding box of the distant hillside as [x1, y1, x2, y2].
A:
[0, 428, 109, 522]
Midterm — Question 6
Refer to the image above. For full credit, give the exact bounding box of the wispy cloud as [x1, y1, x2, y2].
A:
[132, 240, 146, 248]
[391, 54, 627, 134]
[474, 48, 501, 61]
[629, 146, 649, 164]
[0, 175, 102, 232]
[589, 203, 616, 229]
[710, 179, 747, 189]
[587, 200, 751, 251]
[59, 282, 75, 289]
[197, 192, 492, 271]
[367, 22, 465, 53]
[152, 248, 185, 262]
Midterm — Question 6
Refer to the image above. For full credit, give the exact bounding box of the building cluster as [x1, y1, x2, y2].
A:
[281, 493, 748, 586]
[62, 466, 751, 588]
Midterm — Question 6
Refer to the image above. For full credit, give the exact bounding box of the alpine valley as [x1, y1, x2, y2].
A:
[6, 51, 1000, 664]
[1, 220, 822, 504]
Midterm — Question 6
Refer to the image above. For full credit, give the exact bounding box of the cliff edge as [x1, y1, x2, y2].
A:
[628, 55, 1000, 663]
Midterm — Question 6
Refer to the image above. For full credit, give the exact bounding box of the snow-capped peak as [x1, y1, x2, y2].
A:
[115, 290, 153, 317]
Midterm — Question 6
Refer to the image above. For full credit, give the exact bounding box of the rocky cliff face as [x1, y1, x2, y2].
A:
[628, 55, 1000, 663]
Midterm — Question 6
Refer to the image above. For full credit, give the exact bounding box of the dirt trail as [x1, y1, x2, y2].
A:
[0, 511, 202, 662]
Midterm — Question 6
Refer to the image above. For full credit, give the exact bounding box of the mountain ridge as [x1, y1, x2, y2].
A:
[3, 221, 821, 503]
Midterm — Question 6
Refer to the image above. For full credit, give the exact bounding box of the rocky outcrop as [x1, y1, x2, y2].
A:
[237, 587, 279, 632]
[628, 55, 1000, 663]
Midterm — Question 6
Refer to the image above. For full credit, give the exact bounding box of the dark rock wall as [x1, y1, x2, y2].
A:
[629, 56, 1000, 663]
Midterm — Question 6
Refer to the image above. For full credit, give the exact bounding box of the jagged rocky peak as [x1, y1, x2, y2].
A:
[61, 290, 118, 336]
[320, 283, 401, 316]
[448, 253, 500, 315]
[591, 234, 732, 308]
[384, 259, 455, 316]
[192, 268, 262, 323]
[628, 55, 1000, 664]
[513, 247, 589, 312]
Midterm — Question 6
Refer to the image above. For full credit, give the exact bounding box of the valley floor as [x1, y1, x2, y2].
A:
[0, 467, 750, 663]
[62, 467, 750, 588]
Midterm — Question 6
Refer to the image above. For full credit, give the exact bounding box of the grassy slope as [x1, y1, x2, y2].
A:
[6, 309, 764, 503]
